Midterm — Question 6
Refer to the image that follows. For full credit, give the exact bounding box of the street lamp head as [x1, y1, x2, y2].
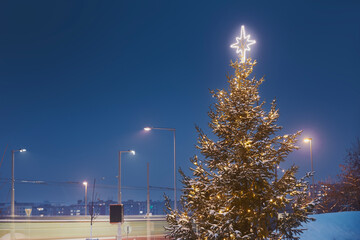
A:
[19, 149, 26, 152]
[304, 138, 312, 143]
[144, 127, 152, 131]
[83, 181, 88, 186]
[130, 150, 136, 155]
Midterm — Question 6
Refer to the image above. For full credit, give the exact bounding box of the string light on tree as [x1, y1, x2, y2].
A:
[165, 25, 314, 239]
[230, 25, 256, 63]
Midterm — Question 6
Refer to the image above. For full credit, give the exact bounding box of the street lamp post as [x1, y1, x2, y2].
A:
[147, 162, 150, 216]
[304, 138, 314, 197]
[144, 127, 177, 210]
[83, 181, 88, 216]
[117, 150, 135, 240]
[11, 148, 26, 217]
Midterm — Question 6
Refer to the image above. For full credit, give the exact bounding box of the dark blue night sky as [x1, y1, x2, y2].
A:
[0, 0, 359, 203]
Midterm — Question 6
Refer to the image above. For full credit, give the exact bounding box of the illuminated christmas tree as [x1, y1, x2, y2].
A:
[165, 26, 314, 239]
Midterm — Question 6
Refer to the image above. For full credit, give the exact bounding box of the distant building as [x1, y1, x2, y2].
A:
[0, 199, 169, 217]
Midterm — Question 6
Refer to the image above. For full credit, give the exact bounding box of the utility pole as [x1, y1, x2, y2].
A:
[11, 148, 26, 217]
[147, 162, 150, 216]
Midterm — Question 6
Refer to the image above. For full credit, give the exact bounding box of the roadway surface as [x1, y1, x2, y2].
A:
[0, 215, 167, 240]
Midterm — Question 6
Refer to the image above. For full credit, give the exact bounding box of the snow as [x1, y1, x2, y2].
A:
[300, 211, 360, 240]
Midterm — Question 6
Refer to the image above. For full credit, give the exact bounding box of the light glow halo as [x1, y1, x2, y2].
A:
[230, 25, 256, 63]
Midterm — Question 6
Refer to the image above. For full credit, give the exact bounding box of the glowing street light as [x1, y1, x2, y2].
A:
[304, 138, 314, 197]
[117, 150, 135, 240]
[144, 126, 177, 211]
[11, 148, 26, 217]
[83, 181, 88, 216]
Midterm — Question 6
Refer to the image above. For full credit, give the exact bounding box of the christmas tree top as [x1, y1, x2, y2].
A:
[230, 25, 256, 63]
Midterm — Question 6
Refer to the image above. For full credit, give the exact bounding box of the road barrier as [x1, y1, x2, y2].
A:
[0, 215, 167, 240]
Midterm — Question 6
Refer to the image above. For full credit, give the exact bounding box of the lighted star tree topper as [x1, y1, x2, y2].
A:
[230, 25, 256, 63]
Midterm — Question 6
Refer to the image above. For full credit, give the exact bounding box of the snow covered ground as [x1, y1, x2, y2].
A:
[300, 211, 360, 240]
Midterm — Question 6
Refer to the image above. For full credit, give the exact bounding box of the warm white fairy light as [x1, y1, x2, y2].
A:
[230, 25, 256, 63]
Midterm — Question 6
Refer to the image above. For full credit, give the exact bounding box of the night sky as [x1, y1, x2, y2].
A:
[0, 0, 359, 204]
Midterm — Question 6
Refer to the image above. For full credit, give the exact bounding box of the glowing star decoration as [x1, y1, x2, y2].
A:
[230, 25, 256, 63]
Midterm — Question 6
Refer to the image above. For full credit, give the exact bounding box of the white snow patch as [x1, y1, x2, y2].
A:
[300, 211, 360, 240]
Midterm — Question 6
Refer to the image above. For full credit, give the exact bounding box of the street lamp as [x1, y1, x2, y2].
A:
[304, 138, 314, 197]
[83, 181, 88, 216]
[117, 150, 135, 240]
[144, 127, 177, 210]
[11, 148, 26, 217]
